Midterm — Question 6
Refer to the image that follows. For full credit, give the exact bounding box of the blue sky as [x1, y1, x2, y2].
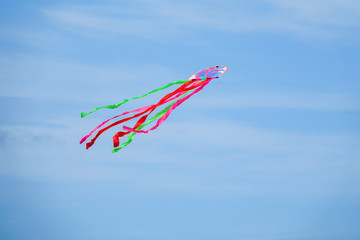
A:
[0, 0, 360, 239]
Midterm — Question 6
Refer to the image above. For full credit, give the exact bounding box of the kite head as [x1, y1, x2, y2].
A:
[190, 65, 227, 79]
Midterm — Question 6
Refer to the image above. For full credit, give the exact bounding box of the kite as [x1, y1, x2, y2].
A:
[80, 65, 228, 153]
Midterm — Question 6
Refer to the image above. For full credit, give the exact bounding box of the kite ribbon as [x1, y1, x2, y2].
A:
[111, 78, 212, 147]
[84, 78, 207, 149]
[111, 78, 212, 153]
[110, 78, 210, 148]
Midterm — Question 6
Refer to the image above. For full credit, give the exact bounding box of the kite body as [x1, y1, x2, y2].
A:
[80, 65, 227, 153]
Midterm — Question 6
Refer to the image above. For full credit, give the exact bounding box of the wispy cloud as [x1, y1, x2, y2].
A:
[1, 117, 358, 183]
[2, 0, 359, 48]
[189, 91, 360, 111]
[40, 0, 360, 42]
[1, 54, 357, 111]
[267, 0, 360, 27]
[160, 120, 360, 155]
[0, 25, 66, 47]
[0, 55, 179, 102]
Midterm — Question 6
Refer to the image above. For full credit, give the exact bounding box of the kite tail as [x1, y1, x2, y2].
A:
[82, 78, 207, 149]
[110, 78, 212, 148]
[111, 78, 213, 153]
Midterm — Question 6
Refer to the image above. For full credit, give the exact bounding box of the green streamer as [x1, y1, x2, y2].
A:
[81, 79, 192, 118]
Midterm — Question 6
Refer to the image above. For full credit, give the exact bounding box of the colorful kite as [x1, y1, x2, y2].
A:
[80, 65, 228, 153]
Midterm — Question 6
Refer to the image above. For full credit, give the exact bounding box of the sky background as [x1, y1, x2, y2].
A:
[1, 0, 360, 239]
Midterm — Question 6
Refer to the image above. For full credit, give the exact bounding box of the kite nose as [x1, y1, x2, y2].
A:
[207, 65, 227, 78]
[216, 65, 227, 73]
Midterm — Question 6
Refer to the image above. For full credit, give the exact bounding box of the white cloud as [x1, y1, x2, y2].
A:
[1, 117, 358, 185]
[1, 54, 357, 111]
[2, 0, 359, 47]
[267, 0, 360, 27]
[159, 119, 360, 155]
[189, 91, 360, 111]
[40, 0, 360, 41]
[0, 26, 66, 47]
[0, 55, 180, 102]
